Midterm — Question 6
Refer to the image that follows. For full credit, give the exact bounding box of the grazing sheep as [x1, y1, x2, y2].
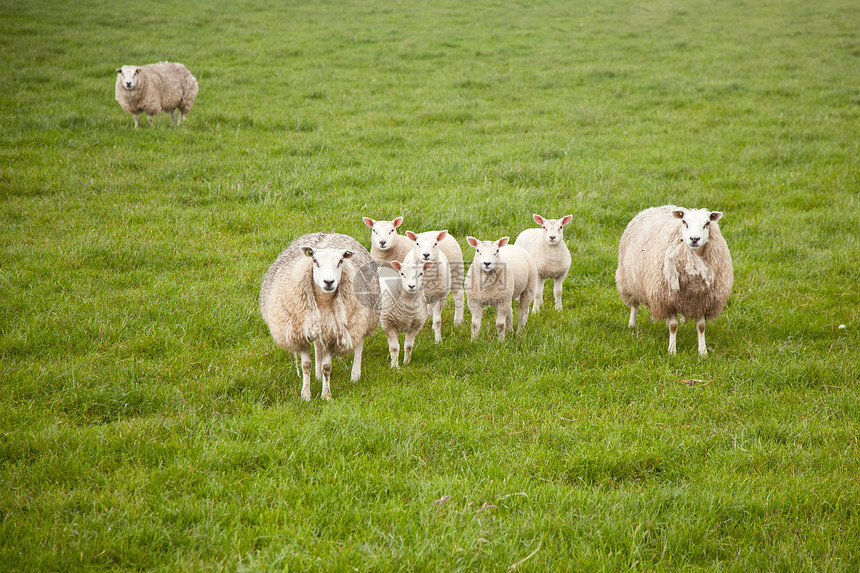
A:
[259, 233, 380, 400]
[514, 213, 573, 312]
[616, 205, 734, 356]
[378, 261, 433, 368]
[403, 230, 452, 342]
[115, 62, 198, 128]
[465, 236, 538, 341]
[362, 217, 414, 270]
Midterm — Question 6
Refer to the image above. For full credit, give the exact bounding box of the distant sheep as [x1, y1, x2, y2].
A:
[465, 236, 537, 341]
[362, 217, 415, 269]
[115, 62, 198, 128]
[616, 205, 734, 355]
[378, 261, 433, 367]
[259, 233, 380, 400]
[514, 213, 573, 312]
[403, 230, 452, 342]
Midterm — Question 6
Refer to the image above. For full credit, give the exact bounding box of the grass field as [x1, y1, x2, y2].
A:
[1, 0, 859, 570]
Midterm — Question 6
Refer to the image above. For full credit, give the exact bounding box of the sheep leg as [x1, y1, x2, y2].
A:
[431, 300, 444, 343]
[516, 293, 530, 335]
[667, 315, 679, 356]
[532, 278, 545, 313]
[496, 301, 512, 341]
[553, 276, 565, 311]
[299, 350, 313, 401]
[696, 316, 707, 356]
[403, 330, 418, 365]
[133, 113, 140, 128]
[170, 110, 177, 124]
[319, 350, 333, 400]
[469, 301, 484, 340]
[351, 340, 365, 382]
[453, 288, 465, 325]
[385, 329, 401, 368]
[314, 343, 322, 380]
[147, 114, 154, 125]
[628, 305, 638, 328]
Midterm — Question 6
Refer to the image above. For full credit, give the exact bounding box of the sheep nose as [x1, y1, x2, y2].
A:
[548, 235, 557, 241]
[407, 284, 416, 291]
[422, 253, 431, 260]
[378, 240, 387, 248]
[323, 279, 335, 290]
[689, 236, 701, 245]
[483, 262, 492, 269]
[125, 82, 133, 88]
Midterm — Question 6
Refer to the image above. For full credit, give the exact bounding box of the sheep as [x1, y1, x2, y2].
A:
[407, 229, 466, 325]
[378, 260, 433, 368]
[464, 236, 538, 341]
[259, 233, 380, 400]
[403, 230, 452, 343]
[362, 217, 415, 270]
[115, 62, 198, 128]
[514, 213, 573, 312]
[615, 205, 734, 356]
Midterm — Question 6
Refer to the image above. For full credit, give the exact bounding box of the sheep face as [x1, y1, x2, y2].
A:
[391, 260, 434, 294]
[363, 216, 403, 251]
[406, 230, 448, 262]
[116, 66, 142, 90]
[673, 209, 723, 251]
[467, 236, 510, 273]
[533, 214, 573, 246]
[304, 247, 354, 293]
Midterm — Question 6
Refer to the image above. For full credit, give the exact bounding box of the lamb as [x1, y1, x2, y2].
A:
[464, 236, 538, 341]
[115, 62, 199, 128]
[405, 228, 466, 325]
[378, 260, 433, 368]
[514, 213, 573, 312]
[615, 205, 734, 356]
[259, 233, 380, 400]
[403, 230, 452, 342]
[362, 216, 414, 270]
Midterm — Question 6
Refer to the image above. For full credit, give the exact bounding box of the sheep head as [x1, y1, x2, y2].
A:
[673, 208, 722, 251]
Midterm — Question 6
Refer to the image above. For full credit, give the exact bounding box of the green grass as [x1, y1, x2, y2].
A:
[2, 0, 859, 570]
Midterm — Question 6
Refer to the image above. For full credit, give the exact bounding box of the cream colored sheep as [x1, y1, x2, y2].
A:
[362, 217, 414, 269]
[405, 228, 466, 325]
[616, 205, 734, 355]
[378, 261, 433, 367]
[115, 62, 198, 128]
[403, 230, 451, 343]
[259, 233, 380, 400]
[514, 213, 573, 312]
[465, 236, 537, 341]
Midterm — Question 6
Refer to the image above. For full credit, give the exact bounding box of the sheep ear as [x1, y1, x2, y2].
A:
[709, 211, 723, 222]
[390, 260, 402, 271]
[303, 247, 314, 257]
[342, 250, 354, 259]
[115, 68, 122, 74]
[362, 217, 375, 228]
[406, 231, 417, 242]
[561, 214, 573, 226]
[533, 214, 544, 225]
[672, 210, 685, 220]
[498, 237, 510, 247]
[436, 230, 448, 241]
[393, 216, 404, 228]
[423, 261, 434, 270]
[466, 236, 479, 248]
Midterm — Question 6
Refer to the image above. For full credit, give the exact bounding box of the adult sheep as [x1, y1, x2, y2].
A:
[115, 62, 198, 128]
[260, 233, 380, 400]
[615, 205, 734, 356]
[465, 236, 537, 341]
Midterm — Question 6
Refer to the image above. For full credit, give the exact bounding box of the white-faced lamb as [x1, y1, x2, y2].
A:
[615, 205, 734, 356]
[259, 233, 380, 400]
[378, 260, 433, 368]
[402, 230, 452, 342]
[362, 216, 415, 270]
[405, 228, 466, 325]
[115, 62, 198, 128]
[514, 213, 573, 312]
[465, 236, 538, 341]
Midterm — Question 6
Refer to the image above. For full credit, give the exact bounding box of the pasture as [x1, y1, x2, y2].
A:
[1, 0, 858, 570]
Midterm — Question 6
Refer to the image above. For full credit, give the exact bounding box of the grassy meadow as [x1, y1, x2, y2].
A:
[1, 0, 859, 570]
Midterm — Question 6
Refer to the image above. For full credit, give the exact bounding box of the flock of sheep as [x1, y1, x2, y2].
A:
[260, 209, 734, 401]
[111, 62, 734, 400]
